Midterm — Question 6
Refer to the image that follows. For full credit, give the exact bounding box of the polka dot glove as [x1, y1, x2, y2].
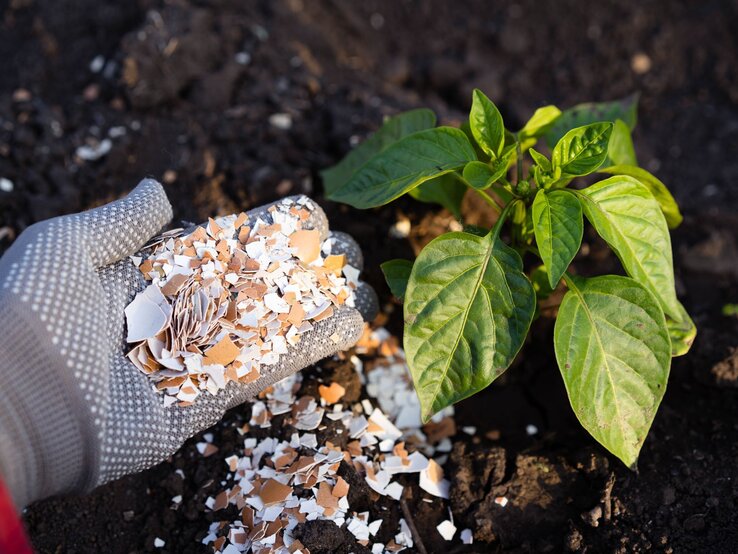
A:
[0, 179, 377, 507]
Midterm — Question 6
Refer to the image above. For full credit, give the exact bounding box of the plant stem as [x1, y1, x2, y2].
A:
[516, 137, 523, 184]
[498, 176, 513, 189]
[491, 199, 519, 242]
[473, 188, 503, 214]
[562, 271, 578, 289]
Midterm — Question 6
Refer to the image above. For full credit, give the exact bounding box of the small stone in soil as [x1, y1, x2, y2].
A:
[683, 514, 706, 532]
[581, 505, 603, 527]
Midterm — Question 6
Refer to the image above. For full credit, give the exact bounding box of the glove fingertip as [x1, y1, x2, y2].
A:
[354, 282, 379, 323]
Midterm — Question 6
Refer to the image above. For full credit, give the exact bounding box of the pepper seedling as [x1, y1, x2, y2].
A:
[323, 90, 695, 468]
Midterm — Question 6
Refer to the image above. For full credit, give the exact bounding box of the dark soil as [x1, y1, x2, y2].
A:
[2, 0, 738, 552]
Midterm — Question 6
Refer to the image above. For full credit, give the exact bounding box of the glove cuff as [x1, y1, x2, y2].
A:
[0, 298, 96, 507]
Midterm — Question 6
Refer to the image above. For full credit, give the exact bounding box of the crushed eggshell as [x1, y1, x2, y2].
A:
[419, 458, 451, 499]
[124, 197, 357, 405]
[196, 326, 469, 554]
[318, 382, 346, 404]
[437, 519, 457, 541]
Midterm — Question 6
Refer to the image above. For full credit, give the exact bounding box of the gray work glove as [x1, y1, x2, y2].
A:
[0, 179, 377, 508]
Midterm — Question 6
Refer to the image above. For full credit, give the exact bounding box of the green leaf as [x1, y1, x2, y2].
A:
[463, 162, 495, 190]
[607, 119, 637, 167]
[470, 89, 505, 159]
[460, 121, 490, 161]
[546, 94, 639, 148]
[321, 109, 437, 195]
[552, 122, 613, 177]
[554, 274, 671, 468]
[530, 265, 555, 301]
[530, 148, 554, 188]
[529, 148, 551, 171]
[408, 173, 467, 219]
[519, 105, 562, 149]
[598, 165, 682, 229]
[462, 152, 513, 190]
[404, 229, 535, 421]
[381, 259, 414, 301]
[577, 176, 681, 320]
[462, 224, 489, 237]
[666, 301, 696, 357]
[328, 127, 476, 209]
[532, 190, 583, 289]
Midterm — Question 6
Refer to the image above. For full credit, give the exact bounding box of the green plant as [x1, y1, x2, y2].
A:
[323, 90, 696, 468]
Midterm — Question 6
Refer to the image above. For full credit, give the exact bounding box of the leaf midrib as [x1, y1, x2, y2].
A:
[567, 280, 629, 446]
[426, 234, 498, 414]
[577, 189, 674, 315]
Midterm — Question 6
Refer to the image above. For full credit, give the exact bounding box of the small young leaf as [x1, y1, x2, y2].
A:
[554, 274, 671, 468]
[598, 165, 682, 229]
[321, 109, 437, 195]
[552, 122, 613, 176]
[404, 230, 535, 421]
[529, 148, 551, 172]
[462, 152, 512, 190]
[577, 176, 681, 320]
[531, 190, 583, 289]
[460, 121, 490, 161]
[328, 127, 476, 209]
[518, 105, 562, 149]
[546, 94, 639, 147]
[381, 259, 414, 301]
[606, 119, 637, 167]
[666, 301, 697, 357]
[408, 173, 467, 219]
[469, 89, 505, 159]
[463, 162, 496, 190]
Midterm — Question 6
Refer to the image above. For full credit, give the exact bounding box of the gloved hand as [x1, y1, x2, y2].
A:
[0, 179, 377, 508]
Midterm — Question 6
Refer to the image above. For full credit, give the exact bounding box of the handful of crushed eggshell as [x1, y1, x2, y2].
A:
[124, 197, 358, 407]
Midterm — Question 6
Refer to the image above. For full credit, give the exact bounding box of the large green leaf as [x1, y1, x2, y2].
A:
[404, 230, 535, 420]
[666, 301, 696, 357]
[518, 105, 561, 150]
[408, 173, 467, 219]
[577, 176, 681, 320]
[381, 259, 414, 301]
[328, 127, 476, 209]
[554, 274, 671, 468]
[607, 119, 637, 166]
[321, 109, 436, 195]
[532, 190, 583, 289]
[546, 94, 639, 148]
[469, 89, 505, 159]
[598, 165, 682, 229]
[552, 122, 613, 176]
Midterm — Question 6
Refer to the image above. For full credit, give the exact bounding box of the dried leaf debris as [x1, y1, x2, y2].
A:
[125, 197, 358, 405]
